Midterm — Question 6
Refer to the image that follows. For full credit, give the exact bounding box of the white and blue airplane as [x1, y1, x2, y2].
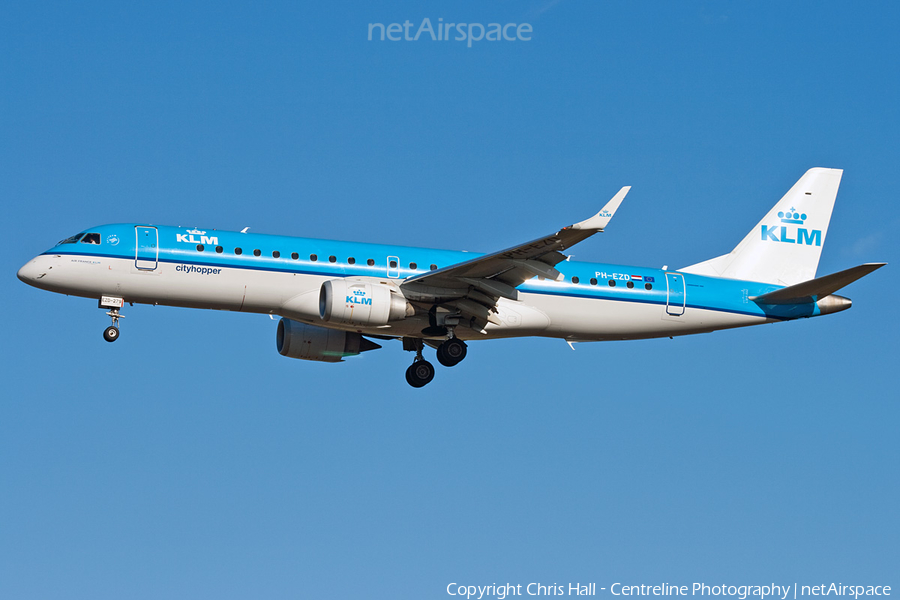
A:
[17, 168, 884, 387]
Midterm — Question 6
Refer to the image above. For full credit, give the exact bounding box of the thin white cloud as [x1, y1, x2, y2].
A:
[526, 0, 564, 20]
[843, 231, 884, 258]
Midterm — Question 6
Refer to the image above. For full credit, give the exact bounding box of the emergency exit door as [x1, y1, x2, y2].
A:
[665, 272, 685, 316]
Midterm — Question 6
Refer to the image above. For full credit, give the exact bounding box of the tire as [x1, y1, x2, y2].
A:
[436, 338, 467, 367]
[405, 360, 435, 388]
[103, 326, 119, 342]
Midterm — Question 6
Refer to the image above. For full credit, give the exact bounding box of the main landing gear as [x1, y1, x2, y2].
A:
[406, 359, 435, 388]
[436, 337, 467, 367]
[403, 334, 468, 388]
[404, 338, 434, 388]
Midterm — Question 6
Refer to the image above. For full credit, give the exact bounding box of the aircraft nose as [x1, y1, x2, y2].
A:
[17, 257, 46, 285]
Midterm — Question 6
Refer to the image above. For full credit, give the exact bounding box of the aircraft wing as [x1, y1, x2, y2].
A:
[400, 187, 629, 331]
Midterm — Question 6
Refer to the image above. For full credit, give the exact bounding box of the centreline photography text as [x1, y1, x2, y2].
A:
[445, 583, 892, 599]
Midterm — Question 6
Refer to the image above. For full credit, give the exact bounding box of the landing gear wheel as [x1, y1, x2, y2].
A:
[103, 325, 120, 342]
[405, 360, 435, 388]
[437, 338, 467, 367]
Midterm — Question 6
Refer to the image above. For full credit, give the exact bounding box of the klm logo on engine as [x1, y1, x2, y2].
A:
[346, 289, 372, 306]
[761, 209, 821, 246]
[176, 229, 219, 245]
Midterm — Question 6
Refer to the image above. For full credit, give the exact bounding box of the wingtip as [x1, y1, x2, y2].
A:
[571, 186, 630, 230]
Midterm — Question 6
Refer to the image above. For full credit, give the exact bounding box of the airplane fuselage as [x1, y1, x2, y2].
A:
[18, 223, 834, 343]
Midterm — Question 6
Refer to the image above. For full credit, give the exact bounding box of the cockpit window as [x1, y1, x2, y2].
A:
[80, 233, 101, 244]
[58, 233, 85, 245]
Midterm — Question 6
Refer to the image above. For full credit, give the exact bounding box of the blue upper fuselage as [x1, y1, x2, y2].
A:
[43, 223, 820, 321]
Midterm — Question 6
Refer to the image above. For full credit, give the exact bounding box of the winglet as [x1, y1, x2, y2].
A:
[571, 186, 630, 231]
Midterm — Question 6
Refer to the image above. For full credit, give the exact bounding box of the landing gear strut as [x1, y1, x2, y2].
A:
[404, 339, 434, 388]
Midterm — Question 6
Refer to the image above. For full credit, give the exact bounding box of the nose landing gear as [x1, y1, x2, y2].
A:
[103, 324, 120, 342]
[103, 308, 123, 342]
[99, 296, 126, 343]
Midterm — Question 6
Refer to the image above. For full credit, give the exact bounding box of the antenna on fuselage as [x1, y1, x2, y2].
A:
[241, 227, 250, 233]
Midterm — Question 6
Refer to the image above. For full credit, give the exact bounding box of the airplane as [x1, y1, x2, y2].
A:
[17, 168, 885, 387]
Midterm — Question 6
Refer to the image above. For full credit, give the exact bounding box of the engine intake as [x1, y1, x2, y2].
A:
[276, 319, 381, 362]
[319, 279, 413, 326]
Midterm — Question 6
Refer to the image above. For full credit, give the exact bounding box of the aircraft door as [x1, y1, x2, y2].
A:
[665, 272, 685, 316]
[135, 226, 159, 270]
[387, 255, 400, 278]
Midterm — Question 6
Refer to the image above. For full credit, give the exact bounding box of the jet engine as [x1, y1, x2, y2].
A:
[276, 319, 381, 362]
[319, 279, 413, 326]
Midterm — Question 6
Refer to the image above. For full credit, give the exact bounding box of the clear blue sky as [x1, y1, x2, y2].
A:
[2, 2, 897, 598]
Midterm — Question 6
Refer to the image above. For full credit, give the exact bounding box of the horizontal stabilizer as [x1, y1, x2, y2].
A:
[750, 263, 886, 304]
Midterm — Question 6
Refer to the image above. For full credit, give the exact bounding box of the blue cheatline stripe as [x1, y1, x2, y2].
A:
[527, 286, 778, 319]
[45, 250, 789, 320]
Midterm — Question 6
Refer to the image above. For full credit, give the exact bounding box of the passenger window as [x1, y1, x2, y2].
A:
[329, 255, 336, 263]
[409, 262, 417, 270]
[215, 246, 223, 253]
[389, 260, 397, 268]
[590, 278, 597, 285]
[310, 254, 318, 261]
[272, 250, 280, 258]
[627, 281, 634, 289]
[645, 283, 653, 290]
[235, 247, 243, 255]
[348, 257, 356, 265]
[196, 244, 204, 252]
[253, 249, 261, 257]
[291, 252, 299, 260]
[430, 264, 437, 270]
[608, 280, 616, 287]
[367, 259, 375, 266]
[571, 276, 579, 283]
[80, 233, 101, 244]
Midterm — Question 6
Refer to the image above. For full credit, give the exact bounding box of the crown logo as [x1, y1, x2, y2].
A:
[778, 208, 806, 224]
[187, 229, 206, 235]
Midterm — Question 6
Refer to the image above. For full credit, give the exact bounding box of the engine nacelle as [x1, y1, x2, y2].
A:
[319, 279, 413, 326]
[276, 319, 380, 362]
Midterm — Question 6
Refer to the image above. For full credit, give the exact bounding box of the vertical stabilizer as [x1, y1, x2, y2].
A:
[681, 168, 842, 286]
